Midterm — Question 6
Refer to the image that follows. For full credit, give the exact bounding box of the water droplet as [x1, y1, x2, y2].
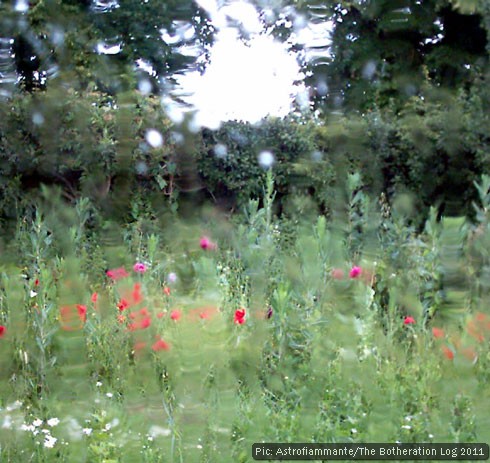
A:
[258, 150, 274, 169]
[170, 131, 184, 145]
[311, 150, 322, 161]
[145, 129, 163, 148]
[316, 79, 328, 96]
[32, 112, 44, 125]
[135, 161, 148, 175]
[362, 60, 376, 80]
[214, 143, 227, 158]
[138, 79, 152, 95]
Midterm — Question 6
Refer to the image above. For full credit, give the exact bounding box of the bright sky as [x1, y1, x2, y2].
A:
[172, 0, 331, 129]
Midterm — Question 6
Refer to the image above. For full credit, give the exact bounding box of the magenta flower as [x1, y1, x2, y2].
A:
[404, 316, 416, 325]
[133, 262, 147, 274]
[349, 266, 362, 278]
[200, 236, 216, 250]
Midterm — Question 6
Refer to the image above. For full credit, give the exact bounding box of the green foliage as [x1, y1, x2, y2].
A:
[196, 117, 332, 212]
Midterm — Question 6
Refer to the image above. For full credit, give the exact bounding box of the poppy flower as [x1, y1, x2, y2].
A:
[133, 262, 147, 274]
[152, 338, 171, 352]
[403, 316, 416, 325]
[76, 304, 87, 323]
[432, 327, 445, 339]
[349, 266, 362, 278]
[331, 268, 344, 280]
[131, 283, 143, 305]
[60, 305, 85, 331]
[442, 346, 454, 360]
[91, 292, 98, 303]
[170, 310, 181, 321]
[34, 279, 39, 286]
[157, 311, 166, 319]
[234, 308, 246, 325]
[0, 325, 6, 338]
[133, 341, 147, 352]
[163, 286, 171, 296]
[106, 267, 129, 281]
[117, 299, 130, 312]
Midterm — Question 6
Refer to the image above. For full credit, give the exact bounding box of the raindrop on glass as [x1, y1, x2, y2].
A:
[316, 80, 329, 96]
[135, 161, 148, 175]
[362, 60, 376, 80]
[258, 150, 274, 169]
[214, 143, 227, 159]
[145, 129, 163, 148]
[138, 79, 152, 96]
[32, 112, 44, 125]
[170, 131, 184, 145]
[311, 150, 322, 161]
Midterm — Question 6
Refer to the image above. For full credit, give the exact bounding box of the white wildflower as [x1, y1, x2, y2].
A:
[32, 419, 43, 427]
[43, 435, 57, 448]
[47, 418, 60, 427]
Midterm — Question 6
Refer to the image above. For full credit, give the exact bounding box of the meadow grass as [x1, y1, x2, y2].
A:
[0, 174, 489, 462]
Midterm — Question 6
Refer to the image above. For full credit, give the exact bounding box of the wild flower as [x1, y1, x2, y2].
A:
[331, 268, 344, 280]
[163, 286, 171, 296]
[47, 418, 60, 427]
[200, 236, 217, 250]
[0, 325, 6, 338]
[170, 310, 181, 321]
[76, 304, 87, 323]
[432, 327, 445, 338]
[152, 338, 171, 351]
[106, 267, 129, 281]
[234, 308, 246, 325]
[442, 346, 454, 360]
[117, 299, 129, 311]
[133, 262, 147, 274]
[349, 266, 362, 278]
[167, 272, 177, 283]
[403, 316, 415, 325]
[43, 435, 57, 448]
[91, 292, 98, 303]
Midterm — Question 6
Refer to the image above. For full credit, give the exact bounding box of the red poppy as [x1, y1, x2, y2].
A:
[117, 299, 130, 311]
[106, 267, 129, 281]
[76, 304, 87, 323]
[234, 308, 246, 325]
[467, 320, 484, 343]
[170, 310, 181, 321]
[91, 292, 98, 303]
[442, 346, 454, 360]
[131, 283, 143, 305]
[163, 286, 171, 296]
[0, 325, 6, 338]
[403, 316, 416, 325]
[34, 278, 39, 287]
[152, 338, 171, 352]
[432, 327, 444, 338]
[157, 311, 166, 319]
[331, 268, 344, 280]
[60, 305, 85, 331]
[133, 341, 147, 352]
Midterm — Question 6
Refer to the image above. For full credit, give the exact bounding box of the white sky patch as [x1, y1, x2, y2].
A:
[174, 0, 332, 128]
[178, 28, 305, 127]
